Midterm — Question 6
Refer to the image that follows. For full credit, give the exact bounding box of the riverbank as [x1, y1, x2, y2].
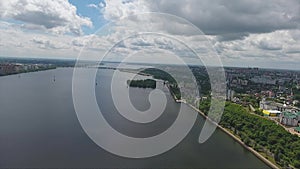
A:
[0, 67, 56, 77]
[182, 102, 279, 169]
[123, 68, 280, 168]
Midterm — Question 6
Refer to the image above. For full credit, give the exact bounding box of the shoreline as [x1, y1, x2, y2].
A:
[123, 70, 279, 169]
[0, 67, 56, 77]
[181, 101, 279, 169]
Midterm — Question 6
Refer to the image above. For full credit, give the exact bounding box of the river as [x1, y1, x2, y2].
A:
[0, 68, 269, 168]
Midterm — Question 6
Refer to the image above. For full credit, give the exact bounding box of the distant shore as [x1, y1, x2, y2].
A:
[0, 67, 56, 77]
[180, 100, 279, 169]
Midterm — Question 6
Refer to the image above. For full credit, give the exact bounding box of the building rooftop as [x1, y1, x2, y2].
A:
[263, 110, 281, 116]
[282, 112, 297, 118]
[268, 110, 281, 114]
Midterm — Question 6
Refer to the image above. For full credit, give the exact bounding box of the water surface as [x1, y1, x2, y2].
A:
[0, 68, 269, 168]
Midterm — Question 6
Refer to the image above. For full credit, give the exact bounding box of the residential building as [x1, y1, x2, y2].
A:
[280, 112, 299, 127]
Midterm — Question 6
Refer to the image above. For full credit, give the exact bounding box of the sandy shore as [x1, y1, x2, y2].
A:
[180, 101, 279, 169]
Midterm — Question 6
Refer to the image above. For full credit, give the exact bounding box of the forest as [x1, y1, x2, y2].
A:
[140, 68, 181, 99]
[199, 100, 300, 168]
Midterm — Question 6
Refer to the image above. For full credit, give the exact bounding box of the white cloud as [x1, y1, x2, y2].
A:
[0, 21, 106, 59]
[0, 0, 300, 70]
[256, 39, 283, 50]
[87, 4, 99, 10]
[148, 0, 300, 39]
[31, 37, 69, 49]
[212, 30, 300, 69]
[101, 0, 150, 21]
[0, 0, 92, 35]
[98, 0, 300, 41]
[87, 1, 106, 10]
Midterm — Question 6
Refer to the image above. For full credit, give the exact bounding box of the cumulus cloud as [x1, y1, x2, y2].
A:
[149, 0, 300, 39]
[87, 4, 100, 10]
[99, 0, 150, 21]
[257, 39, 283, 50]
[95, 0, 300, 41]
[31, 37, 69, 49]
[87, 1, 106, 10]
[0, 0, 300, 69]
[0, 0, 92, 35]
[0, 21, 107, 59]
[114, 35, 177, 52]
[216, 33, 249, 42]
[211, 29, 300, 68]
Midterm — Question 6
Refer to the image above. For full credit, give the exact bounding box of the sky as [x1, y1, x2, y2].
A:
[0, 0, 299, 70]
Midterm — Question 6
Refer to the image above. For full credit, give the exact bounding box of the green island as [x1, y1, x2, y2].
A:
[200, 100, 300, 168]
[127, 79, 156, 89]
[139, 68, 181, 99]
[125, 68, 181, 99]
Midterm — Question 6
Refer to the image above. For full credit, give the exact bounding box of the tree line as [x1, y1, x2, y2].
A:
[127, 79, 156, 89]
[199, 100, 300, 168]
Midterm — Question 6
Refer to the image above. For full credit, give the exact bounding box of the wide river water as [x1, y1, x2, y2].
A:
[0, 68, 269, 168]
